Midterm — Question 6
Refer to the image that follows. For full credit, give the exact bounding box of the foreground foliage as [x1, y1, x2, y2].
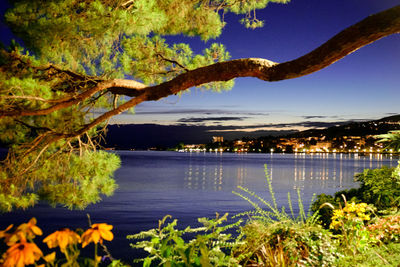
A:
[128, 213, 242, 266]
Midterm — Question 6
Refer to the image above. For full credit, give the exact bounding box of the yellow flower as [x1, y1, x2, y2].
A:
[81, 223, 113, 248]
[3, 241, 43, 267]
[329, 219, 342, 230]
[17, 218, 43, 238]
[344, 202, 357, 213]
[43, 228, 81, 252]
[332, 209, 344, 218]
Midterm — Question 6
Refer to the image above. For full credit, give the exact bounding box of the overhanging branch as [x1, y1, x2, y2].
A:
[2, 5, 399, 131]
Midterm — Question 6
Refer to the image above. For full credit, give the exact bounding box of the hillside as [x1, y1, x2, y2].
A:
[285, 115, 400, 140]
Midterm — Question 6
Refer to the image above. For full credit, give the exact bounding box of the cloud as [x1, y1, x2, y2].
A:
[135, 108, 267, 116]
[196, 120, 349, 131]
[177, 116, 247, 123]
[302, 115, 338, 119]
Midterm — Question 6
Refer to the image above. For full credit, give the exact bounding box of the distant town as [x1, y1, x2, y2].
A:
[176, 116, 400, 154]
[177, 134, 396, 154]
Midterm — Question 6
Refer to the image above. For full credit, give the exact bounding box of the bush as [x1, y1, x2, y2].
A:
[356, 166, 400, 209]
[312, 165, 399, 227]
[234, 219, 339, 266]
[367, 214, 400, 243]
[128, 213, 242, 266]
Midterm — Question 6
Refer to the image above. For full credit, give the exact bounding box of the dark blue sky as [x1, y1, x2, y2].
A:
[1, 1, 399, 141]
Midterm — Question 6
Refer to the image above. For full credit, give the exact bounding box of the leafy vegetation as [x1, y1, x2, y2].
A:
[128, 213, 242, 266]
[311, 165, 399, 227]
[230, 166, 338, 266]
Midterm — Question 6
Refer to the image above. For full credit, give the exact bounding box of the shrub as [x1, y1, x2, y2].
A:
[234, 219, 339, 266]
[355, 166, 400, 209]
[128, 213, 242, 266]
[335, 242, 400, 266]
[312, 164, 399, 227]
[367, 214, 400, 243]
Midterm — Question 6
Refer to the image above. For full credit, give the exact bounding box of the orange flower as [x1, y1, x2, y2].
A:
[81, 223, 113, 248]
[43, 228, 81, 252]
[0, 224, 13, 239]
[17, 218, 43, 238]
[2, 241, 43, 267]
[5, 230, 30, 247]
[5, 218, 43, 246]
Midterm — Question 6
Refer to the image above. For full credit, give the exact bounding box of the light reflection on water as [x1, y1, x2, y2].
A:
[181, 151, 396, 193]
[0, 151, 397, 262]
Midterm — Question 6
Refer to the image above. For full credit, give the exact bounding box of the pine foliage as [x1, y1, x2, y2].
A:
[0, 0, 290, 210]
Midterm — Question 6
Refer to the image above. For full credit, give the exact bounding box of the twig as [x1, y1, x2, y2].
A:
[156, 53, 189, 72]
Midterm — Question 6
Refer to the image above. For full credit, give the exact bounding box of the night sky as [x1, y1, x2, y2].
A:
[1, 1, 399, 145]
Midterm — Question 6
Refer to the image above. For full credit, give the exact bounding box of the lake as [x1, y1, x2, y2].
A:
[0, 151, 398, 263]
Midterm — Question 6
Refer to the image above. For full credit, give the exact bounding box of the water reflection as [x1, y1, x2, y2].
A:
[288, 153, 396, 191]
[183, 152, 398, 193]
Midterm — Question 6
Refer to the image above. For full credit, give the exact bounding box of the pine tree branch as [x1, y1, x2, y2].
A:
[0, 79, 146, 118]
[1, 5, 399, 128]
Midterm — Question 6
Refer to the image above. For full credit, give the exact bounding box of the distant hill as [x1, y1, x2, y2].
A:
[102, 115, 400, 149]
[103, 124, 294, 149]
[284, 115, 400, 140]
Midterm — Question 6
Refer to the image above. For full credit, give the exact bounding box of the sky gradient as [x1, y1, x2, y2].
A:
[1, 0, 399, 143]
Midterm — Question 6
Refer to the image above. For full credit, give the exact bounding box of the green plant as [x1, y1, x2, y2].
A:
[328, 200, 375, 254]
[334, 242, 400, 266]
[355, 166, 400, 209]
[128, 213, 242, 267]
[234, 219, 339, 266]
[233, 165, 317, 224]
[232, 165, 339, 266]
[376, 130, 400, 152]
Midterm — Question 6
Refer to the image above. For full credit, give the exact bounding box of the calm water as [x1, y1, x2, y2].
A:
[0, 151, 398, 262]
